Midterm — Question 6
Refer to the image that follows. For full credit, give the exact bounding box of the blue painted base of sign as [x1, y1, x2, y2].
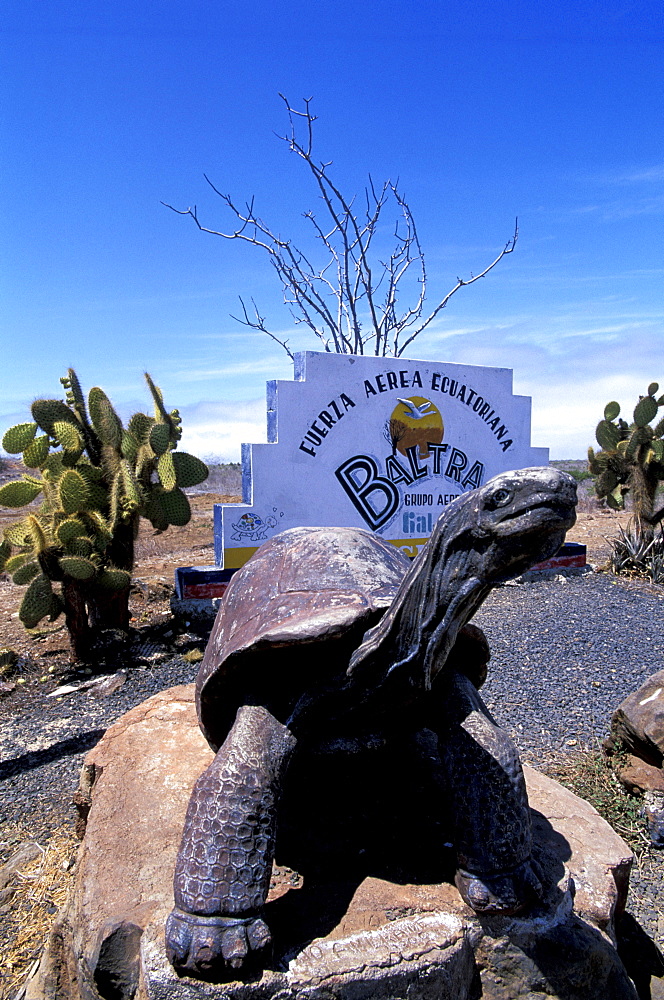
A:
[213, 505, 223, 566]
[175, 565, 238, 600]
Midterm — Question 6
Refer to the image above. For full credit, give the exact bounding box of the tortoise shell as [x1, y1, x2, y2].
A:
[196, 526, 410, 750]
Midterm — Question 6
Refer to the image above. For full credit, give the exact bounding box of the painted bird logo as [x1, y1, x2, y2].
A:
[396, 397, 436, 420]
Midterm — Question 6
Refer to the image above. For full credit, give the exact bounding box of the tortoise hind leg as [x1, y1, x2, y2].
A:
[166, 705, 296, 975]
[430, 671, 543, 915]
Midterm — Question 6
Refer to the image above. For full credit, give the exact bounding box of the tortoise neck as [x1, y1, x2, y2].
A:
[347, 505, 491, 694]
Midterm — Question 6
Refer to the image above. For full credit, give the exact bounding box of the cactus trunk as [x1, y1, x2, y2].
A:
[630, 464, 659, 536]
[88, 519, 135, 632]
[62, 580, 93, 661]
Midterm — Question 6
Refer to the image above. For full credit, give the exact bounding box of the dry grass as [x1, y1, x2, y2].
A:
[0, 827, 78, 1000]
[540, 747, 652, 858]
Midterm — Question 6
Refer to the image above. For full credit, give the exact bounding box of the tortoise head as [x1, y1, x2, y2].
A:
[348, 467, 577, 695]
[468, 466, 577, 584]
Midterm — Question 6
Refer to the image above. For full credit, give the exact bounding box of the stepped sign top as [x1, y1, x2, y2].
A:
[216, 352, 548, 568]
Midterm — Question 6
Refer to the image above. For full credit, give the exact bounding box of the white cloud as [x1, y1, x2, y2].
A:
[525, 374, 656, 458]
[591, 165, 664, 185]
[176, 399, 267, 463]
[413, 311, 664, 458]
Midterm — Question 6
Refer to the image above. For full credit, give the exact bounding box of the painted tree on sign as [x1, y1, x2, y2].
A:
[164, 95, 517, 359]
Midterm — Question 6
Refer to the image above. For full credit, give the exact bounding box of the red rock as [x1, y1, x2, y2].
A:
[616, 755, 664, 794]
[611, 669, 664, 767]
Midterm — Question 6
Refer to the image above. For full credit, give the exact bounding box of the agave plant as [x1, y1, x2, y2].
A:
[0, 369, 208, 659]
[609, 521, 664, 584]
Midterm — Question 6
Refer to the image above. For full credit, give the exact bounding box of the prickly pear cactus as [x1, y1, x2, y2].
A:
[0, 369, 208, 657]
[588, 382, 664, 529]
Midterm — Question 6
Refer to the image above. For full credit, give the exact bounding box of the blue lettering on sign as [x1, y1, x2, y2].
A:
[402, 512, 433, 534]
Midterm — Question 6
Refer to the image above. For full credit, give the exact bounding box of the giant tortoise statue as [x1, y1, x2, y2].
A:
[166, 466, 577, 977]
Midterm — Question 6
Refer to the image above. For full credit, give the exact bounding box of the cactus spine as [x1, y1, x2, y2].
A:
[0, 369, 208, 659]
[589, 383, 664, 532]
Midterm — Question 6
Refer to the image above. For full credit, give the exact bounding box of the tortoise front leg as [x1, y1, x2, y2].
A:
[166, 705, 296, 976]
[432, 672, 542, 915]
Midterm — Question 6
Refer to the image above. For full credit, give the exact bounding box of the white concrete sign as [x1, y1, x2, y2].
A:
[215, 352, 548, 569]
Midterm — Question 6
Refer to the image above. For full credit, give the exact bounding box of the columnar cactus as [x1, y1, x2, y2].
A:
[0, 370, 208, 659]
[588, 382, 664, 532]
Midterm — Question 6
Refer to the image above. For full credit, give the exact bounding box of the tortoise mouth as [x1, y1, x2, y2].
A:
[496, 497, 576, 532]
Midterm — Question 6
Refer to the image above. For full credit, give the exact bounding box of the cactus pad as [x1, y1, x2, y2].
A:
[23, 435, 51, 468]
[65, 536, 94, 558]
[634, 395, 659, 427]
[606, 487, 626, 511]
[19, 574, 54, 628]
[31, 399, 78, 434]
[5, 554, 28, 574]
[595, 420, 620, 452]
[157, 452, 177, 491]
[128, 412, 154, 444]
[3, 520, 32, 546]
[79, 510, 112, 544]
[97, 567, 132, 591]
[12, 561, 41, 586]
[59, 556, 97, 580]
[0, 480, 43, 508]
[59, 470, 90, 514]
[89, 387, 123, 448]
[53, 420, 83, 452]
[120, 461, 142, 507]
[48, 592, 65, 622]
[172, 452, 208, 488]
[596, 469, 618, 496]
[144, 372, 167, 421]
[2, 422, 38, 454]
[121, 431, 139, 464]
[56, 518, 87, 544]
[149, 422, 170, 455]
[154, 486, 191, 526]
[61, 369, 87, 413]
[27, 515, 48, 553]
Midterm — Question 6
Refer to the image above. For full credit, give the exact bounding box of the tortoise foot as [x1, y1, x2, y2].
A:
[455, 859, 543, 916]
[165, 908, 271, 977]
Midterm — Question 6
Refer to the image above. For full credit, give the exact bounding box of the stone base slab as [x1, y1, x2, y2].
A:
[28, 686, 637, 1000]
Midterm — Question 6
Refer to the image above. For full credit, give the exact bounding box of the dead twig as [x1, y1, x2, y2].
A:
[163, 95, 517, 357]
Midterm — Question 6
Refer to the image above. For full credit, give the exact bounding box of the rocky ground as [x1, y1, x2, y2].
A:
[2, 464, 664, 997]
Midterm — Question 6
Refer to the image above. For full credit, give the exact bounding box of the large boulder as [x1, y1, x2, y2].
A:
[609, 669, 664, 844]
[610, 668, 664, 767]
[28, 686, 637, 1000]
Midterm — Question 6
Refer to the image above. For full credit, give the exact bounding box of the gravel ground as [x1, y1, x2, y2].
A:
[477, 571, 664, 947]
[1, 571, 663, 960]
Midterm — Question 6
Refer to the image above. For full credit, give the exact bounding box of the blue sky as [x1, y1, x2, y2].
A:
[1, 0, 663, 461]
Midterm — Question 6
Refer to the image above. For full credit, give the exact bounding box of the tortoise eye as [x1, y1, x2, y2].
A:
[490, 488, 512, 507]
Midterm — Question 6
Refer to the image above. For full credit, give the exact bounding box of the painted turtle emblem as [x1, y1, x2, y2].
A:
[230, 512, 277, 542]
